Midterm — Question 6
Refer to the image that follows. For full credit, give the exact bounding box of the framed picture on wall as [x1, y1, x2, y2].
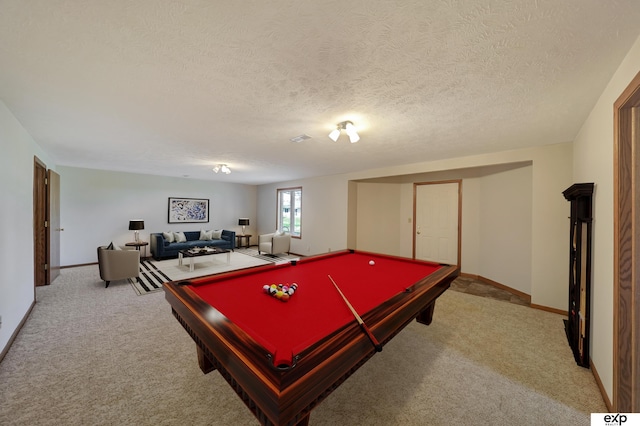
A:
[168, 197, 210, 223]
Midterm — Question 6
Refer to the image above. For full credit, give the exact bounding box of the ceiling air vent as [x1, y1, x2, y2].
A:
[290, 134, 312, 143]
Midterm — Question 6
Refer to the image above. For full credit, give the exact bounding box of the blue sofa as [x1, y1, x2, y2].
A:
[150, 230, 236, 260]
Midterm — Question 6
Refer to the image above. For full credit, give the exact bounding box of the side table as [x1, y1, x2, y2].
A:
[236, 234, 252, 249]
[125, 241, 149, 259]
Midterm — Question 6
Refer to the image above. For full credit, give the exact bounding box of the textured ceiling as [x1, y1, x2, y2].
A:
[1, 1, 639, 185]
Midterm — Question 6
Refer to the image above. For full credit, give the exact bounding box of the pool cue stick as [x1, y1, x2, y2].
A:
[328, 275, 382, 352]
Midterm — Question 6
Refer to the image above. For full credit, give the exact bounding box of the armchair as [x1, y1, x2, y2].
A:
[97, 245, 140, 288]
[258, 232, 291, 255]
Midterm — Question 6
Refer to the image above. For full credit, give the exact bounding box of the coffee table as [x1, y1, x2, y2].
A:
[178, 247, 231, 272]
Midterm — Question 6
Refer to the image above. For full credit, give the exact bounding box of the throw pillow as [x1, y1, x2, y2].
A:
[211, 230, 223, 239]
[275, 229, 284, 236]
[174, 231, 187, 243]
[106, 242, 114, 250]
[199, 229, 213, 241]
[163, 231, 175, 243]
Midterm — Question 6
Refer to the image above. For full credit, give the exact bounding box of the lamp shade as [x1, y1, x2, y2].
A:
[345, 122, 360, 143]
[128, 220, 145, 230]
[238, 218, 250, 226]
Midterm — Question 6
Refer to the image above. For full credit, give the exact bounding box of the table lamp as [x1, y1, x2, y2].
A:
[238, 218, 249, 235]
[128, 220, 144, 242]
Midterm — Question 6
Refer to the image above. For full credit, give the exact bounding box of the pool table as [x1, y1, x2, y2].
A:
[164, 249, 459, 426]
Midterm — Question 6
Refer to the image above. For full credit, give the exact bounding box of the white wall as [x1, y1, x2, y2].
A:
[478, 166, 533, 294]
[59, 166, 257, 265]
[0, 100, 54, 355]
[529, 143, 574, 310]
[355, 183, 402, 255]
[257, 142, 572, 310]
[351, 166, 532, 295]
[461, 178, 481, 274]
[571, 34, 640, 405]
[257, 174, 349, 256]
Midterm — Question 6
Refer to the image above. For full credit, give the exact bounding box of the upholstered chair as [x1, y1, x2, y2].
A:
[258, 232, 291, 255]
[97, 245, 140, 288]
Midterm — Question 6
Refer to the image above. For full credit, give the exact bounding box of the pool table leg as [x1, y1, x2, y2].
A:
[294, 414, 310, 426]
[196, 346, 216, 374]
[195, 344, 310, 426]
[415, 301, 436, 325]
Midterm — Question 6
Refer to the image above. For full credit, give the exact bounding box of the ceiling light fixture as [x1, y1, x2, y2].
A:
[212, 164, 231, 174]
[328, 120, 360, 143]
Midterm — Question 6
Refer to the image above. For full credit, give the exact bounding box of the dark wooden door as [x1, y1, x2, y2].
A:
[33, 157, 47, 286]
[614, 70, 640, 412]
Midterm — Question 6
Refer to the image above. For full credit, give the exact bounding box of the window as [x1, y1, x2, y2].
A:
[277, 187, 301, 237]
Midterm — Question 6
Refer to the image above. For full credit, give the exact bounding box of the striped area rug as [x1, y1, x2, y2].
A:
[129, 260, 172, 295]
[128, 250, 298, 295]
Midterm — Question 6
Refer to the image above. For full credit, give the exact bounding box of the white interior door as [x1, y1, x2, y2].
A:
[415, 182, 459, 265]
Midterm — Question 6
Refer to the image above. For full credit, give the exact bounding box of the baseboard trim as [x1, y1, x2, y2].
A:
[590, 358, 613, 411]
[0, 300, 35, 364]
[530, 303, 567, 316]
[61, 262, 97, 269]
[459, 272, 480, 280]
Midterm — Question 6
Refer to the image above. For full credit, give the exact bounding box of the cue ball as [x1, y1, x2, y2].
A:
[369, 260, 375, 265]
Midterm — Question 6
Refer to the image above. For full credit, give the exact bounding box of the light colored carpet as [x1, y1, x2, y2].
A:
[0, 266, 606, 425]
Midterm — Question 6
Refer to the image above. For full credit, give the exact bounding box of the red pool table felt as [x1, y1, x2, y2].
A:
[189, 251, 441, 367]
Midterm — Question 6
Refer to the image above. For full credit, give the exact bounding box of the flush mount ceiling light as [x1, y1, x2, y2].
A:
[328, 121, 360, 143]
[212, 164, 231, 174]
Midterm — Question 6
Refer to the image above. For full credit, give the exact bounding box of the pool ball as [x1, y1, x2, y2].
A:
[369, 260, 375, 266]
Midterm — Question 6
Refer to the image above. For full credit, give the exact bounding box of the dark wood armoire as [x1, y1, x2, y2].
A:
[562, 183, 594, 368]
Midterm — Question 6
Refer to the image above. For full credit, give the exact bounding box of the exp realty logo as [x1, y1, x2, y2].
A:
[592, 413, 640, 426]
[603, 414, 628, 425]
